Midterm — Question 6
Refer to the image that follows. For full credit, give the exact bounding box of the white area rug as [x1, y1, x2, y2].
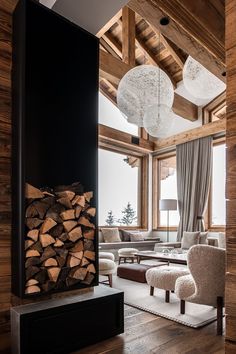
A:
[112, 275, 218, 328]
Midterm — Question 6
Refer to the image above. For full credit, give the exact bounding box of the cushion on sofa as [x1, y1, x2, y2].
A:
[130, 233, 145, 242]
[101, 228, 121, 243]
[199, 232, 208, 244]
[181, 231, 200, 249]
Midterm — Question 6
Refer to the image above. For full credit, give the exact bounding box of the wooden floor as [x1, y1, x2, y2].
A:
[76, 305, 225, 354]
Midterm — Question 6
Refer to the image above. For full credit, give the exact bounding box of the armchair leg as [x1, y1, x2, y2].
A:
[150, 286, 154, 296]
[180, 300, 185, 314]
[108, 274, 113, 287]
[165, 290, 170, 303]
[217, 296, 223, 335]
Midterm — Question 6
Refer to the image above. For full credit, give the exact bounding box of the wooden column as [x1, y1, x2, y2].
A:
[226, 0, 236, 351]
[122, 6, 135, 66]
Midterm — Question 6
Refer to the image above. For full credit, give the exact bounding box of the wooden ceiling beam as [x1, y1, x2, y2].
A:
[135, 34, 177, 88]
[96, 9, 122, 38]
[99, 81, 117, 106]
[122, 6, 136, 65]
[128, 0, 226, 82]
[100, 38, 121, 60]
[102, 32, 122, 59]
[99, 50, 198, 121]
[154, 118, 226, 151]
[159, 33, 185, 69]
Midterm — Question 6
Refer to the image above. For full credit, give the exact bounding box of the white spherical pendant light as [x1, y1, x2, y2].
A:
[117, 65, 174, 127]
[183, 56, 226, 100]
[143, 104, 175, 138]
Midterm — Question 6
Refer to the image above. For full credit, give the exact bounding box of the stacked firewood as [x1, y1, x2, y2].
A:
[24, 182, 96, 295]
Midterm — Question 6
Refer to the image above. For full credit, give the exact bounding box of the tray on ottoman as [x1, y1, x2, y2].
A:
[117, 263, 158, 283]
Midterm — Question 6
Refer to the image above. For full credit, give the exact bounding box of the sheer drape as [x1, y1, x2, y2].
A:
[176, 136, 212, 241]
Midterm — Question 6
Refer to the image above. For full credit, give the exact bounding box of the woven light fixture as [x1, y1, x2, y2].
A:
[117, 65, 174, 127]
[143, 104, 175, 138]
[183, 56, 226, 100]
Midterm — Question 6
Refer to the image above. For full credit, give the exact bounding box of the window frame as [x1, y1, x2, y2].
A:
[152, 151, 178, 231]
[207, 138, 226, 231]
[98, 131, 149, 230]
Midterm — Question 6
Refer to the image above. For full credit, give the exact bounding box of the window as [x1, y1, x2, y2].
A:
[99, 93, 138, 135]
[211, 143, 226, 227]
[153, 155, 179, 229]
[98, 148, 141, 227]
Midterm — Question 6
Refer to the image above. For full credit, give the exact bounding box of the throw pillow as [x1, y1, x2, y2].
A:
[120, 230, 132, 242]
[199, 232, 208, 245]
[130, 233, 145, 242]
[181, 231, 200, 249]
[101, 228, 121, 243]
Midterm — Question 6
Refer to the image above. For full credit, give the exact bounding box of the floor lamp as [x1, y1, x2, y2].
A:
[159, 199, 177, 242]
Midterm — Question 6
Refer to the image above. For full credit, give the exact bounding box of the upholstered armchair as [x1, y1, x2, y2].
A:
[175, 245, 225, 335]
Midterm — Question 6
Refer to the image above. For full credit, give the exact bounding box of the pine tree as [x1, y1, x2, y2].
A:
[119, 202, 137, 225]
[105, 210, 115, 226]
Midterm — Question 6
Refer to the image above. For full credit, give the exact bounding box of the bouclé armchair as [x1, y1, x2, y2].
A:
[175, 245, 225, 335]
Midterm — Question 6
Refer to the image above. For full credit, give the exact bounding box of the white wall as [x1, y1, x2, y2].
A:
[52, 0, 128, 35]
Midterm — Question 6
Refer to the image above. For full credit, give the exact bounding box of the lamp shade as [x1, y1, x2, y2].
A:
[159, 199, 177, 211]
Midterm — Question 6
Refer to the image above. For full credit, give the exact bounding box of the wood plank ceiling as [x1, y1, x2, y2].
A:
[98, 0, 225, 123]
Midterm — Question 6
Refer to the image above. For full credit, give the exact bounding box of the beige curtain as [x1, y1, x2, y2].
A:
[176, 136, 212, 241]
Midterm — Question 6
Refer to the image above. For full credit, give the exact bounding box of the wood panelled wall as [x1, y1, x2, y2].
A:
[226, 0, 236, 352]
[0, 0, 16, 351]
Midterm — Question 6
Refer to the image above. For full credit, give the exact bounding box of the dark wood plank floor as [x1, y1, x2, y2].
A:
[76, 305, 225, 354]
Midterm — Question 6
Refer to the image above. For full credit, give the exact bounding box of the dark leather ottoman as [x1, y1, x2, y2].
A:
[117, 263, 156, 283]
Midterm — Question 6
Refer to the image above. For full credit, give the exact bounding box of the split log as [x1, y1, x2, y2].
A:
[87, 263, 96, 274]
[33, 201, 49, 219]
[55, 182, 83, 195]
[84, 229, 95, 240]
[69, 251, 83, 260]
[84, 239, 94, 251]
[68, 226, 82, 242]
[42, 281, 55, 292]
[25, 257, 41, 268]
[59, 233, 68, 242]
[27, 229, 39, 242]
[63, 220, 77, 232]
[75, 206, 82, 218]
[70, 267, 87, 280]
[66, 277, 80, 287]
[26, 218, 43, 230]
[47, 267, 61, 282]
[72, 195, 85, 207]
[25, 285, 41, 294]
[82, 273, 95, 285]
[30, 241, 43, 253]
[64, 241, 75, 249]
[70, 240, 83, 252]
[43, 258, 58, 267]
[81, 257, 90, 267]
[26, 250, 40, 258]
[42, 196, 56, 207]
[40, 186, 54, 195]
[57, 197, 72, 209]
[26, 279, 39, 287]
[46, 204, 65, 223]
[54, 239, 64, 247]
[45, 211, 63, 224]
[84, 191, 93, 202]
[40, 246, 56, 262]
[86, 207, 96, 217]
[60, 209, 75, 221]
[56, 191, 75, 200]
[84, 250, 95, 261]
[42, 191, 54, 197]
[78, 216, 95, 229]
[39, 234, 55, 248]
[40, 218, 57, 234]
[26, 266, 40, 280]
[25, 240, 34, 250]
[67, 255, 81, 268]
[25, 183, 44, 199]
[58, 267, 70, 282]
[34, 269, 47, 284]
[56, 255, 67, 268]
[25, 204, 38, 218]
[50, 224, 64, 238]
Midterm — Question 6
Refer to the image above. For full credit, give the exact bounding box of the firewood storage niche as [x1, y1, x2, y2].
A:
[12, 0, 99, 297]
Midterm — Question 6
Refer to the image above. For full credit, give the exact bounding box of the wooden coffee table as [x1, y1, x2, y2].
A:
[134, 251, 187, 265]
